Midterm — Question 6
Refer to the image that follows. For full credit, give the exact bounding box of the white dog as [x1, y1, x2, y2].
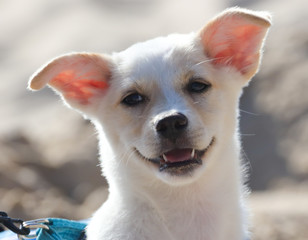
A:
[29, 7, 271, 240]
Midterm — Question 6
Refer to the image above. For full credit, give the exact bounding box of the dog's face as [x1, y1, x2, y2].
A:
[101, 34, 220, 185]
[29, 8, 271, 186]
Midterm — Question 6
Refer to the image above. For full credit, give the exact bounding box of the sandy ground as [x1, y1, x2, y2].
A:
[0, 0, 308, 239]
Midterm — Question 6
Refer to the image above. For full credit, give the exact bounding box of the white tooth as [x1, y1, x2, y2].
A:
[162, 154, 168, 162]
[191, 149, 195, 158]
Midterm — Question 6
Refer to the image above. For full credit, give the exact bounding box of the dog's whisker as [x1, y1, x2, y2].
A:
[239, 109, 259, 116]
[193, 58, 215, 67]
[125, 150, 136, 166]
[119, 150, 133, 166]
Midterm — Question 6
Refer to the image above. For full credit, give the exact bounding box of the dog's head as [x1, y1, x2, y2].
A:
[29, 8, 271, 186]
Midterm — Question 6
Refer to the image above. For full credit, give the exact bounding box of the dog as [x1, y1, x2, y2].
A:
[28, 7, 271, 240]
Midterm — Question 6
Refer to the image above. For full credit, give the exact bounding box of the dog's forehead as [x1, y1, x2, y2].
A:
[114, 33, 198, 81]
[120, 33, 195, 59]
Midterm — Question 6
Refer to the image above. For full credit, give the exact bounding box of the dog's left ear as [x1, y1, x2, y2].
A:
[29, 53, 112, 113]
[199, 7, 271, 80]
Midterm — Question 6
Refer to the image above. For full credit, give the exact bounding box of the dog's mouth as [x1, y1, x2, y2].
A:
[135, 137, 215, 175]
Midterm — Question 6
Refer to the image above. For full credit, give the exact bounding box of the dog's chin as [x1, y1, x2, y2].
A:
[135, 137, 215, 185]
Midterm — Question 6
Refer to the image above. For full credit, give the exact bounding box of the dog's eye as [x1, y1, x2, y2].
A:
[187, 80, 211, 93]
[122, 92, 145, 106]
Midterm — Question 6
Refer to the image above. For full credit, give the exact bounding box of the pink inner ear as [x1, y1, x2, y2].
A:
[203, 14, 266, 75]
[211, 24, 261, 74]
[51, 70, 108, 105]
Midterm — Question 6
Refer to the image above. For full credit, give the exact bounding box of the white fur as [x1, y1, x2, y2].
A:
[89, 53, 248, 240]
[29, 8, 271, 240]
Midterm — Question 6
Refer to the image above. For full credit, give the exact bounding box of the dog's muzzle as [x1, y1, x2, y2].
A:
[135, 112, 215, 175]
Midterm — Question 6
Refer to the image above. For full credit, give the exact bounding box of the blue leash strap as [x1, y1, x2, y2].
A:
[35, 218, 87, 240]
[0, 218, 88, 240]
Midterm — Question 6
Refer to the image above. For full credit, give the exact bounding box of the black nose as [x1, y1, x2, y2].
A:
[156, 113, 188, 141]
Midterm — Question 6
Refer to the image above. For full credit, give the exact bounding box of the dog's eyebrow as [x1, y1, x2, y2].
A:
[120, 80, 145, 96]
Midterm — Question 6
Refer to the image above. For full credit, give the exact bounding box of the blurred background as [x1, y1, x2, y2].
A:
[0, 0, 307, 239]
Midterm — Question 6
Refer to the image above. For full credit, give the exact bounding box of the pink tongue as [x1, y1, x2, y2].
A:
[164, 149, 192, 163]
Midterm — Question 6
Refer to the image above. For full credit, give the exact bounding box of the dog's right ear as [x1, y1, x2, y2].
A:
[29, 53, 112, 113]
[199, 7, 271, 80]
